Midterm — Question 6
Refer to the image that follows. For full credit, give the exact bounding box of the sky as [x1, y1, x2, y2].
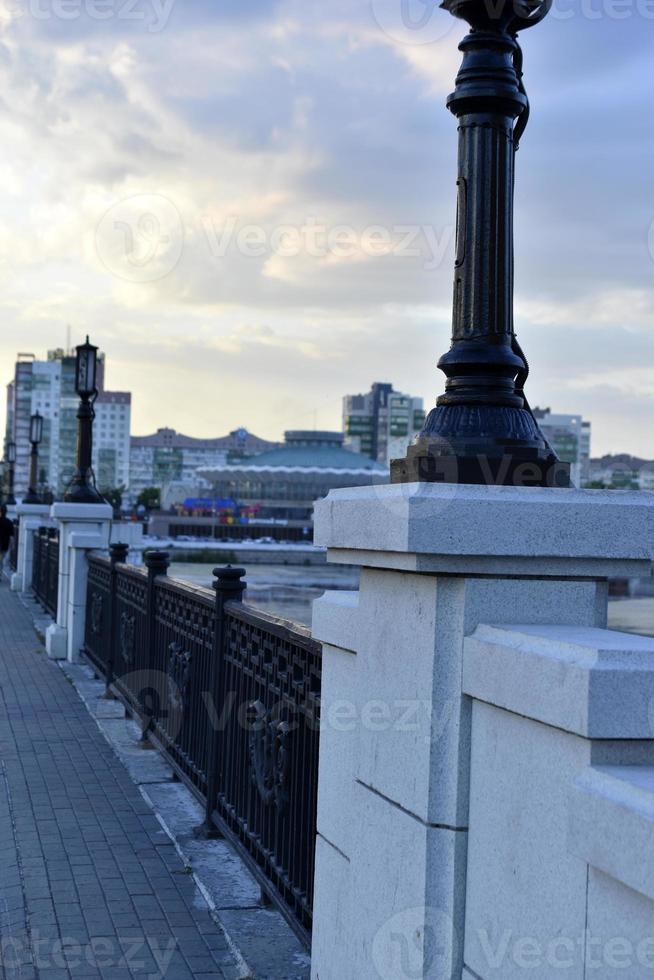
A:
[0, 0, 652, 457]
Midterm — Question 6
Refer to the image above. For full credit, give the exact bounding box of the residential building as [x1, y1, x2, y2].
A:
[343, 382, 425, 467]
[95, 391, 132, 491]
[4, 348, 131, 498]
[199, 430, 387, 526]
[587, 454, 647, 490]
[532, 407, 592, 487]
[129, 427, 278, 503]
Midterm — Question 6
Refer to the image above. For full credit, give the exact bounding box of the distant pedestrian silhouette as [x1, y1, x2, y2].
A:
[0, 505, 14, 582]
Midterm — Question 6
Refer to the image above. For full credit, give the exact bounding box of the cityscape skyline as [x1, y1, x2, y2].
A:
[0, 3, 650, 459]
[0, 336, 619, 464]
[4, 343, 596, 499]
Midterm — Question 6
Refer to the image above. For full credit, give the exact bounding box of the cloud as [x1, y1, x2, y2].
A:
[0, 0, 652, 458]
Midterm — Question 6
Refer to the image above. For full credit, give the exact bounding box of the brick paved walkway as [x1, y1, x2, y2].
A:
[0, 583, 239, 980]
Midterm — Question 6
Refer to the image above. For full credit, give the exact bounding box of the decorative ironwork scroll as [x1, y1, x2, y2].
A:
[90, 592, 103, 635]
[247, 700, 290, 815]
[167, 642, 192, 714]
[119, 611, 135, 664]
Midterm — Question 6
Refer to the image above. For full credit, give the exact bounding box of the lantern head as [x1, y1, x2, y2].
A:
[30, 412, 43, 446]
[75, 336, 99, 398]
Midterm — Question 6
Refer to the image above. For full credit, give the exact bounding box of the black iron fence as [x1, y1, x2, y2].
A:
[9, 520, 19, 571]
[32, 526, 59, 619]
[83, 548, 322, 943]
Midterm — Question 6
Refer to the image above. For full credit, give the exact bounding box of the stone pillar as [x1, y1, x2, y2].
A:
[10, 503, 51, 592]
[45, 502, 113, 662]
[310, 484, 654, 980]
[462, 623, 654, 980]
[109, 520, 144, 565]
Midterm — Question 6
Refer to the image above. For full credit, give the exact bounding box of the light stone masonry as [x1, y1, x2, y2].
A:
[45, 501, 113, 662]
[310, 483, 654, 980]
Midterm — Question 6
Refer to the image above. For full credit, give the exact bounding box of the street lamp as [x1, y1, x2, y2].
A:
[391, 0, 570, 488]
[5, 439, 16, 506]
[23, 412, 43, 504]
[64, 336, 105, 504]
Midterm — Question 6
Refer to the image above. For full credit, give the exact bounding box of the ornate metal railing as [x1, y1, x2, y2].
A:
[9, 520, 19, 572]
[149, 576, 215, 795]
[84, 554, 113, 675]
[213, 599, 321, 935]
[31, 526, 59, 619]
[82, 548, 322, 943]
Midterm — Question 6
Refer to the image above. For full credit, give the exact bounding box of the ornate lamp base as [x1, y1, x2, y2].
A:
[391, 405, 571, 487]
[64, 476, 106, 505]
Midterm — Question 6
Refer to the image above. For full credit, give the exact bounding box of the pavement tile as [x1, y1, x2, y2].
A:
[0, 587, 233, 979]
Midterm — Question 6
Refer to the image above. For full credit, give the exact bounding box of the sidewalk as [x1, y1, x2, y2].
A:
[0, 582, 241, 980]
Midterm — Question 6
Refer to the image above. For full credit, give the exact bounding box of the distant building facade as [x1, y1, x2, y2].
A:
[199, 430, 387, 525]
[5, 349, 131, 498]
[95, 391, 132, 491]
[129, 427, 278, 502]
[587, 455, 654, 490]
[343, 382, 425, 467]
[532, 407, 591, 487]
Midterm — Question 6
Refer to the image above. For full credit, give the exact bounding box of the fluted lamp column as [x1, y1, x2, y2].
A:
[392, 0, 570, 488]
[64, 336, 105, 504]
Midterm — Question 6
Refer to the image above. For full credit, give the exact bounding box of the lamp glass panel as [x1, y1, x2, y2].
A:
[30, 413, 43, 444]
[76, 342, 97, 396]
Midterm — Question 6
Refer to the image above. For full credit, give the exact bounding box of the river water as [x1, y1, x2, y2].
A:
[169, 562, 359, 627]
[170, 562, 654, 636]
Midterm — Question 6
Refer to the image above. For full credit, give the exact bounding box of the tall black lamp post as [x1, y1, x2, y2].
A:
[392, 0, 570, 488]
[5, 440, 16, 506]
[64, 336, 105, 505]
[23, 413, 43, 504]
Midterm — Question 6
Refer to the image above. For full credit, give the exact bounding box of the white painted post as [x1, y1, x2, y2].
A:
[309, 484, 654, 980]
[45, 502, 112, 662]
[10, 502, 51, 592]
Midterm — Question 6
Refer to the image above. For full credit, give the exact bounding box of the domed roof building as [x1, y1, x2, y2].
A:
[199, 430, 387, 524]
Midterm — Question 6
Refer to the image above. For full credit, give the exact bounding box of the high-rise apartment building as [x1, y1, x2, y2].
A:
[532, 407, 591, 487]
[5, 348, 131, 498]
[343, 382, 425, 467]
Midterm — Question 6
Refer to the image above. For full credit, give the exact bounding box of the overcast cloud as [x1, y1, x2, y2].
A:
[0, 0, 652, 455]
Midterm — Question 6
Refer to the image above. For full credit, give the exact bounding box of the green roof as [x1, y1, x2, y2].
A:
[249, 445, 386, 471]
